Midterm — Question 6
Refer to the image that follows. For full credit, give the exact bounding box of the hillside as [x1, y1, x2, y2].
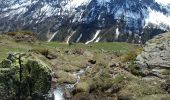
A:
[0, 33, 170, 100]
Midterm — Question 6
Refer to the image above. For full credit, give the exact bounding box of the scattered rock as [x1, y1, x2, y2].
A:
[83, 51, 93, 58]
[104, 86, 120, 93]
[46, 53, 57, 59]
[109, 62, 120, 68]
[72, 48, 84, 55]
[63, 89, 72, 99]
[65, 50, 69, 54]
[88, 60, 96, 64]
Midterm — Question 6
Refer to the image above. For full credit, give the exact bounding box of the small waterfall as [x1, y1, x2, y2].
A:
[52, 66, 90, 100]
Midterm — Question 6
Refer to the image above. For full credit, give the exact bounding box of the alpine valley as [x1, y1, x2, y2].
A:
[1, 0, 170, 100]
[0, 0, 170, 43]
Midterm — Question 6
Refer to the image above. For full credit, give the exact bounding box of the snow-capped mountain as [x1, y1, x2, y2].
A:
[0, 0, 170, 43]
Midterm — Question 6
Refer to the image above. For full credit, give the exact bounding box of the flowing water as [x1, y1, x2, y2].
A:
[53, 66, 90, 100]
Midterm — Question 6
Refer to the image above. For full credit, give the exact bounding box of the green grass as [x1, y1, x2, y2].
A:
[43, 42, 138, 52]
[0, 35, 140, 61]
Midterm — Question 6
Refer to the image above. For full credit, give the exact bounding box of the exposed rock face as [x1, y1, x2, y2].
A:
[0, 53, 52, 100]
[136, 32, 170, 68]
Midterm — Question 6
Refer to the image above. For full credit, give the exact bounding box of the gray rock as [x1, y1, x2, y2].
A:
[136, 32, 170, 68]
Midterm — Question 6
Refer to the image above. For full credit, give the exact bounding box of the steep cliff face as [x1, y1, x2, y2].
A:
[0, 0, 170, 43]
[0, 53, 52, 100]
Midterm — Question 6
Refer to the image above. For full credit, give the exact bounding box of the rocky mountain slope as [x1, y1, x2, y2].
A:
[0, 0, 170, 43]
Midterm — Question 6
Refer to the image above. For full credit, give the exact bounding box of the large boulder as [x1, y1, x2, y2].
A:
[0, 53, 52, 100]
[136, 32, 170, 68]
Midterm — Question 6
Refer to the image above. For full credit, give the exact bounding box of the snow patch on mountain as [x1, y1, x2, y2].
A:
[76, 34, 82, 43]
[155, 0, 170, 5]
[68, 0, 90, 7]
[64, 0, 91, 12]
[66, 31, 76, 44]
[115, 28, 120, 39]
[145, 8, 170, 30]
[48, 31, 58, 42]
[95, 37, 101, 43]
[97, 0, 111, 5]
[85, 30, 101, 44]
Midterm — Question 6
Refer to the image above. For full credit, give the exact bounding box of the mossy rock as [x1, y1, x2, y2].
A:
[55, 70, 77, 84]
[0, 53, 52, 100]
[75, 82, 90, 93]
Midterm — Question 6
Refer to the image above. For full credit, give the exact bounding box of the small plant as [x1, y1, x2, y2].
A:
[123, 51, 137, 62]
[128, 63, 146, 76]
[68, 42, 73, 46]
[114, 51, 123, 57]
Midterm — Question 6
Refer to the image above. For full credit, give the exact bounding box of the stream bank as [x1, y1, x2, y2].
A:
[52, 66, 90, 100]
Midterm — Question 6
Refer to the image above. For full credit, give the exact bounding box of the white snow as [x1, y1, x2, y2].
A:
[85, 30, 101, 44]
[68, 0, 90, 8]
[95, 37, 101, 43]
[64, 0, 91, 11]
[48, 31, 58, 42]
[66, 31, 76, 44]
[155, 0, 170, 5]
[97, 0, 111, 5]
[64, 0, 111, 10]
[76, 34, 82, 43]
[115, 28, 120, 39]
[40, 5, 56, 17]
[145, 8, 170, 29]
